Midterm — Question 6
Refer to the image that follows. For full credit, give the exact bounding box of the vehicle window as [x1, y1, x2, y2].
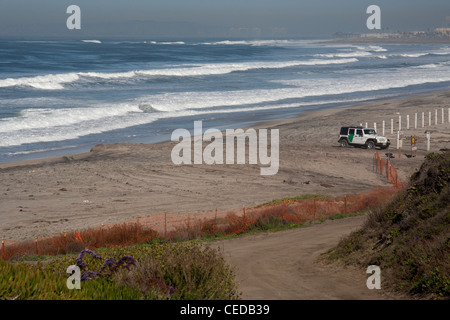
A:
[349, 128, 355, 135]
[356, 129, 363, 136]
[364, 129, 376, 135]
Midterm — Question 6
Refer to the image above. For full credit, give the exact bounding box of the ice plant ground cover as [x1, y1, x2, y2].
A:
[0, 241, 240, 300]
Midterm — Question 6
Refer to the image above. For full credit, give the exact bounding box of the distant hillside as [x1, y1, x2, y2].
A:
[325, 150, 449, 299]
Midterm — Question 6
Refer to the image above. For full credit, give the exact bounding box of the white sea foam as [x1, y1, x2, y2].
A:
[0, 58, 359, 89]
[134, 63, 450, 113]
[81, 58, 358, 79]
[0, 104, 158, 147]
[392, 53, 428, 58]
[2, 58, 449, 148]
[0, 73, 79, 90]
[355, 45, 387, 52]
[431, 47, 450, 55]
[274, 63, 450, 98]
[412, 63, 439, 69]
[390, 47, 450, 58]
[314, 51, 373, 58]
[82, 40, 102, 44]
[0, 96, 373, 147]
[147, 41, 185, 45]
[200, 39, 319, 47]
[0, 104, 142, 134]
[7, 146, 78, 156]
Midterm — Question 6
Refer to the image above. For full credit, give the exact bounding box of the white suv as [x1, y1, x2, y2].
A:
[338, 126, 390, 149]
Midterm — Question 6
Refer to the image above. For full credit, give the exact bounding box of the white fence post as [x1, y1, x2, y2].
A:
[391, 118, 394, 134]
[422, 112, 425, 128]
[398, 115, 402, 131]
[429, 111, 432, 126]
[382, 120, 385, 136]
[407, 114, 410, 130]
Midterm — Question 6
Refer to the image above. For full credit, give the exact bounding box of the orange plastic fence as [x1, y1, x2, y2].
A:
[1, 185, 403, 261]
[373, 151, 404, 187]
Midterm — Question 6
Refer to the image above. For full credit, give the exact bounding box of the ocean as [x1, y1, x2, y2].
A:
[1, 38, 450, 163]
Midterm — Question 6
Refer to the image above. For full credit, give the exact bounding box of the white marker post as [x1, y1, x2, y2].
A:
[382, 120, 385, 136]
[374, 122, 377, 132]
[435, 109, 438, 126]
[397, 131, 403, 158]
[391, 118, 394, 134]
[398, 115, 402, 131]
[396, 130, 400, 149]
[422, 112, 425, 128]
[407, 114, 410, 130]
[415, 113, 418, 129]
[442, 108, 445, 124]
[429, 111, 432, 126]
[426, 131, 431, 151]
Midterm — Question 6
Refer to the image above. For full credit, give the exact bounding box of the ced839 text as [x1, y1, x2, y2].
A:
[224, 304, 269, 315]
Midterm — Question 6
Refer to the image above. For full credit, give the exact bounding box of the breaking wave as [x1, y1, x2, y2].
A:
[0, 58, 359, 90]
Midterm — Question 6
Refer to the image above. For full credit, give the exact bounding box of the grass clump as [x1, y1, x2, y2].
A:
[324, 150, 450, 299]
[112, 242, 240, 300]
[257, 194, 327, 207]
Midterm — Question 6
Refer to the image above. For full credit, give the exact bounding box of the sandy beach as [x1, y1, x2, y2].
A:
[1, 90, 450, 242]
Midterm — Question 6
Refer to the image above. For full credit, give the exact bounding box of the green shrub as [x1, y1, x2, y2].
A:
[112, 242, 240, 300]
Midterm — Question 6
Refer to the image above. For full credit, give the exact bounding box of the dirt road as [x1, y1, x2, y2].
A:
[211, 215, 408, 300]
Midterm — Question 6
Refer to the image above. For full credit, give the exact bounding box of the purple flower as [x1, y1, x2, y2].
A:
[76, 249, 103, 271]
[75, 249, 135, 281]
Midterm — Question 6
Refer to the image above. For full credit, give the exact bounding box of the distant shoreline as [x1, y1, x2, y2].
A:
[326, 37, 450, 44]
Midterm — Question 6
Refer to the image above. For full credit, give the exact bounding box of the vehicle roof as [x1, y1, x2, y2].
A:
[340, 126, 364, 129]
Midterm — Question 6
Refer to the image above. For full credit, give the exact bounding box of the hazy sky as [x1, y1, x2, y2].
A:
[1, 0, 449, 38]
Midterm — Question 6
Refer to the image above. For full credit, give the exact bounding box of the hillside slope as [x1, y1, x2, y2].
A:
[325, 150, 450, 299]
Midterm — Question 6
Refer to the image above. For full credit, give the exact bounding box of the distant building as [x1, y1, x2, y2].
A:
[435, 28, 450, 36]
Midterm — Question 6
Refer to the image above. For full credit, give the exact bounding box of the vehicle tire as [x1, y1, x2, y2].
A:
[365, 140, 375, 149]
[339, 139, 349, 148]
